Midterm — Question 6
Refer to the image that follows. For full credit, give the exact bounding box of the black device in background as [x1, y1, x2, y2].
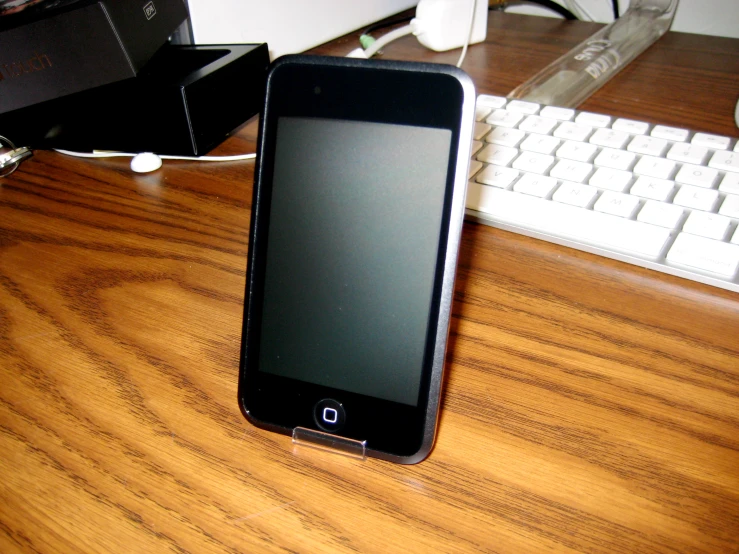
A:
[238, 55, 475, 464]
[0, 43, 269, 156]
[0, 0, 189, 115]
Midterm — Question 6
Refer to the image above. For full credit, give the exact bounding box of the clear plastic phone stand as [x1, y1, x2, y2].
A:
[292, 427, 367, 461]
[508, 0, 679, 108]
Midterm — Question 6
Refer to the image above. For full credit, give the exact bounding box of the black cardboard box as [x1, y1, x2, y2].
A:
[0, 0, 189, 114]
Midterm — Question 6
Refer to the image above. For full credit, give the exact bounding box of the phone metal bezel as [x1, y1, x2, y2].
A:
[238, 55, 475, 464]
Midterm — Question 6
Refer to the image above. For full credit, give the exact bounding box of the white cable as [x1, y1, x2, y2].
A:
[361, 24, 415, 59]
[564, 0, 596, 21]
[54, 149, 256, 161]
[54, 150, 131, 158]
[577, 0, 598, 21]
[561, 0, 582, 19]
[456, 0, 478, 68]
[160, 153, 256, 161]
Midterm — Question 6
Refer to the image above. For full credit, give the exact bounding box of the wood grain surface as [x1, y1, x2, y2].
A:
[1, 12, 738, 553]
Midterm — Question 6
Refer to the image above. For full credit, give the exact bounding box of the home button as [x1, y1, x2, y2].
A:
[314, 399, 346, 432]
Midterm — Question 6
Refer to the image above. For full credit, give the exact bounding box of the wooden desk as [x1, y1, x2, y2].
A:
[2, 12, 738, 553]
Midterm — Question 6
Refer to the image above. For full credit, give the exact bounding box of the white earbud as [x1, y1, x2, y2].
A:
[130, 152, 163, 173]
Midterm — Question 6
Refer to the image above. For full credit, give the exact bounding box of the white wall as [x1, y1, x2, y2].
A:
[506, 0, 739, 38]
[186, 0, 417, 59]
[184, 0, 738, 58]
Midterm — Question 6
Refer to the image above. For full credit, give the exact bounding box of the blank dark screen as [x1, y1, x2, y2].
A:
[258, 117, 451, 406]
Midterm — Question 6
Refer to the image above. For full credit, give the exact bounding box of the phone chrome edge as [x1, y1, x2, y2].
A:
[415, 68, 477, 465]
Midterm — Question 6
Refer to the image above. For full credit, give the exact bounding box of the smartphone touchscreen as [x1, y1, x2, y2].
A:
[239, 55, 475, 463]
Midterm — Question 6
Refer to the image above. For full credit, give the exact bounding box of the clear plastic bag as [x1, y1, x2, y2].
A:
[508, 0, 679, 108]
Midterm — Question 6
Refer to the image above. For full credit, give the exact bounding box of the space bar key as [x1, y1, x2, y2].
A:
[467, 184, 671, 258]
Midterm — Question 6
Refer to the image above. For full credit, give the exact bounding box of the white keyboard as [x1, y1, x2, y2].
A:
[467, 95, 739, 293]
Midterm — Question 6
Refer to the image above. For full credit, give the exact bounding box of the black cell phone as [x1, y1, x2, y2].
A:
[238, 55, 475, 464]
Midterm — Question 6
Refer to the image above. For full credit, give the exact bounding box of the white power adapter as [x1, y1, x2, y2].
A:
[346, 0, 488, 61]
[412, 0, 488, 52]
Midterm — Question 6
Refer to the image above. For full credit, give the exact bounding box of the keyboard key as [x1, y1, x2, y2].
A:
[718, 194, 739, 218]
[590, 128, 630, 149]
[666, 233, 739, 277]
[682, 211, 731, 240]
[476, 105, 492, 121]
[733, 228, 739, 245]
[630, 176, 675, 201]
[673, 185, 719, 212]
[474, 121, 491, 140]
[487, 126, 526, 147]
[477, 144, 518, 166]
[513, 173, 557, 197]
[667, 143, 708, 165]
[589, 167, 632, 192]
[576, 112, 611, 128]
[476, 165, 519, 188]
[708, 150, 739, 173]
[469, 159, 483, 179]
[554, 121, 593, 142]
[477, 95, 508, 109]
[468, 186, 670, 258]
[520, 134, 560, 155]
[651, 125, 689, 142]
[612, 118, 649, 135]
[556, 140, 598, 162]
[540, 106, 575, 121]
[633, 155, 676, 179]
[486, 109, 523, 128]
[471, 140, 483, 155]
[506, 100, 540, 114]
[637, 200, 684, 229]
[594, 191, 640, 218]
[512, 152, 555, 174]
[594, 148, 636, 171]
[518, 115, 558, 135]
[550, 159, 593, 183]
[719, 172, 739, 194]
[628, 135, 668, 157]
[674, 164, 718, 188]
[552, 182, 598, 207]
[692, 132, 731, 150]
